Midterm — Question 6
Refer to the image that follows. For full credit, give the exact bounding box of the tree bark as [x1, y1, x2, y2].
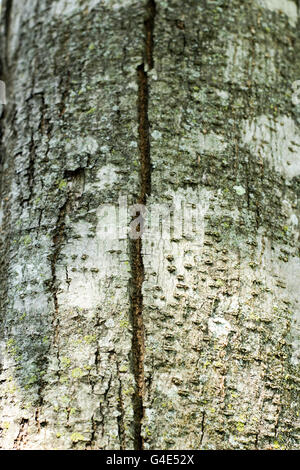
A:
[0, 0, 299, 450]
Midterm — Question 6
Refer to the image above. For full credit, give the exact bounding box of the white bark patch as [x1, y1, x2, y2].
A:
[65, 136, 98, 155]
[241, 115, 300, 178]
[282, 199, 299, 234]
[6, 0, 39, 64]
[256, 0, 297, 27]
[142, 188, 211, 305]
[51, 0, 100, 17]
[57, 219, 130, 310]
[51, 0, 138, 16]
[257, 237, 300, 365]
[289, 214, 298, 226]
[279, 257, 300, 365]
[0, 203, 3, 228]
[151, 130, 162, 140]
[95, 164, 120, 191]
[215, 89, 229, 104]
[179, 130, 227, 159]
[233, 185, 246, 196]
[154, 373, 178, 399]
[208, 317, 232, 339]
[223, 34, 277, 84]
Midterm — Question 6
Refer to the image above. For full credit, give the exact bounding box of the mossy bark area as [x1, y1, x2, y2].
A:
[0, 0, 299, 450]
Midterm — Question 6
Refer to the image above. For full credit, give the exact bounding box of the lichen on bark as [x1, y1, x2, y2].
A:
[0, 0, 299, 450]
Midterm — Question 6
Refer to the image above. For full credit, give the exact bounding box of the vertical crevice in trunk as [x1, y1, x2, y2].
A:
[129, 0, 156, 451]
[116, 361, 126, 450]
[129, 235, 146, 450]
[13, 418, 29, 450]
[137, 64, 151, 205]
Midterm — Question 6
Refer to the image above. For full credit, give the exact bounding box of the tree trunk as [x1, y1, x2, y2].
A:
[0, 0, 299, 450]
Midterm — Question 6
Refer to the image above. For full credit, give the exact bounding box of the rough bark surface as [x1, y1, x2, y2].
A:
[0, 0, 299, 450]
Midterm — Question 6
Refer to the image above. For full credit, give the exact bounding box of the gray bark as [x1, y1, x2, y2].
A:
[0, 0, 299, 450]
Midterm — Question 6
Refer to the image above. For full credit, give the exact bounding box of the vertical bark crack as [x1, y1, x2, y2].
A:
[129, 0, 156, 451]
[116, 361, 126, 450]
[129, 235, 146, 450]
[13, 418, 29, 450]
[200, 411, 206, 447]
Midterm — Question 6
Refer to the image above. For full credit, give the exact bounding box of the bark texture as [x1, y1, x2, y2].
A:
[0, 0, 299, 450]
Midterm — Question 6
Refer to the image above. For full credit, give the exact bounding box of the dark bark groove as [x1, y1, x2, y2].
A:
[129, 0, 156, 451]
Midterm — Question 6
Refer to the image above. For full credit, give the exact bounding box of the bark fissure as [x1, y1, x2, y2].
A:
[200, 411, 206, 447]
[13, 418, 29, 450]
[116, 361, 126, 450]
[129, 0, 156, 451]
